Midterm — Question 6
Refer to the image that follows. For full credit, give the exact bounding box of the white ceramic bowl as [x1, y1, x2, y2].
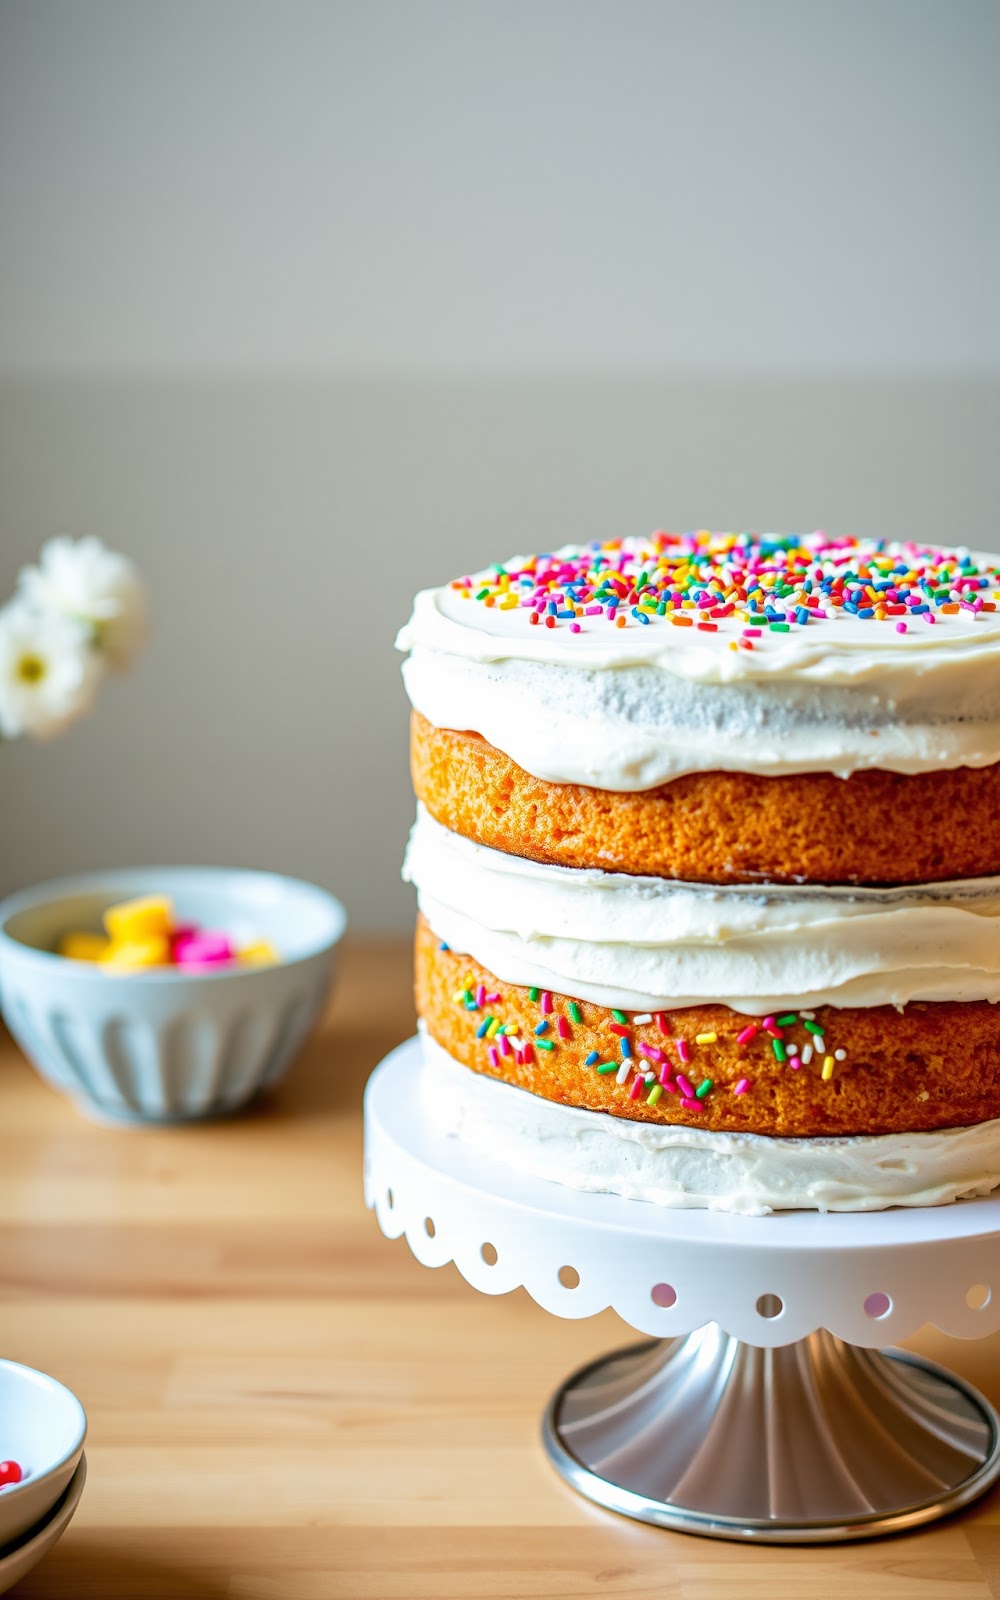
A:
[0, 1457, 86, 1595]
[0, 867, 346, 1123]
[0, 1361, 86, 1549]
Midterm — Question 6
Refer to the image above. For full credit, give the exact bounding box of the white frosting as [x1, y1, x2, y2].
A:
[421, 1034, 1000, 1215]
[405, 808, 1000, 1012]
[397, 541, 1000, 783]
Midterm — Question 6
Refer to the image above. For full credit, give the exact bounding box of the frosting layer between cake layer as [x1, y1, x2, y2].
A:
[398, 536, 1000, 783]
[405, 809, 1000, 1013]
[421, 1033, 1000, 1215]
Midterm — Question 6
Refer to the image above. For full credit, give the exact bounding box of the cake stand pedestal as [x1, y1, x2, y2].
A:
[364, 1038, 1000, 1543]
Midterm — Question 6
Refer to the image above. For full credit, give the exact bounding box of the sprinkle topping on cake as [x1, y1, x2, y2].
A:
[451, 531, 1000, 647]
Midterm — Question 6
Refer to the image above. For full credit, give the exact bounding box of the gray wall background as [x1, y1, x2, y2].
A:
[1, 1, 997, 928]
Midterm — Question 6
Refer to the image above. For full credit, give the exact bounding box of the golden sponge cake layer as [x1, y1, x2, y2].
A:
[416, 915, 1000, 1138]
[411, 712, 1000, 887]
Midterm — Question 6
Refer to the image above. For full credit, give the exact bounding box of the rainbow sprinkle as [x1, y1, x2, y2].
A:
[452, 532, 1000, 640]
[444, 946, 856, 1116]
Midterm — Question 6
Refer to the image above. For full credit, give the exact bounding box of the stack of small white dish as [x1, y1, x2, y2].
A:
[0, 1360, 87, 1593]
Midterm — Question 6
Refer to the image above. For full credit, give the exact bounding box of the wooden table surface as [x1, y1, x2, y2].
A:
[4, 935, 1000, 1598]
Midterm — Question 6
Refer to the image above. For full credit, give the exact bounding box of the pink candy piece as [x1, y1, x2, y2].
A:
[173, 931, 235, 966]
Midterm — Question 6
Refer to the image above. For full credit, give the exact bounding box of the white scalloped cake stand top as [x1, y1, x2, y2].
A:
[364, 1037, 1000, 1349]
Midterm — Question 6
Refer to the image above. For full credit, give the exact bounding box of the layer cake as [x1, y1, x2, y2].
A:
[397, 531, 1000, 1213]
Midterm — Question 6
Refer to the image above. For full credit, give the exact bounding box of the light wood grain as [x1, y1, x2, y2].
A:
[3, 937, 1000, 1598]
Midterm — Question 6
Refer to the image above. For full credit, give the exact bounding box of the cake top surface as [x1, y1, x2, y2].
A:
[399, 531, 1000, 684]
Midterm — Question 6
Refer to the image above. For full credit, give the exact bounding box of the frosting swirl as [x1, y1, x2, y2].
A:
[404, 808, 1000, 1012]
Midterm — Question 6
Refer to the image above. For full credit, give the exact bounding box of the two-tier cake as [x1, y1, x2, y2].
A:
[396, 531, 1000, 1213]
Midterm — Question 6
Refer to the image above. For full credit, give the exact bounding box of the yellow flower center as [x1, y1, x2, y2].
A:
[16, 653, 46, 685]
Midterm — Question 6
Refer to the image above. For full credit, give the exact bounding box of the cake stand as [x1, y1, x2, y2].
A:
[364, 1037, 1000, 1542]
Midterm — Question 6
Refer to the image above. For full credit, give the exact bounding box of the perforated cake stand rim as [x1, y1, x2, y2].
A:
[365, 1036, 1000, 1348]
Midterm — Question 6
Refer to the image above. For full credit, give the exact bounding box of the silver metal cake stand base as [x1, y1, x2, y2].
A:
[543, 1326, 1000, 1542]
[365, 1038, 1000, 1543]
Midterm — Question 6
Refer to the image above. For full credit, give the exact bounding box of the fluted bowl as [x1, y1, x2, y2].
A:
[0, 867, 346, 1123]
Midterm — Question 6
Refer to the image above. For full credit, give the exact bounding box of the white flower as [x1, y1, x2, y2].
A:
[0, 602, 102, 740]
[18, 536, 149, 673]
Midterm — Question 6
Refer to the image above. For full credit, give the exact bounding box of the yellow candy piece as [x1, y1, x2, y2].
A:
[239, 940, 280, 967]
[58, 931, 110, 962]
[101, 936, 172, 972]
[103, 895, 173, 943]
